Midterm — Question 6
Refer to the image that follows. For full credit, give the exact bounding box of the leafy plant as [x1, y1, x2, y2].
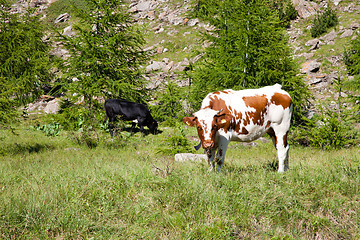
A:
[291, 75, 359, 149]
[158, 126, 195, 155]
[271, 0, 298, 28]
[35, 122, 62, 137]
[344, 34, 360, 78]
[290, 110, 359, 149]
[150, 81, 187, 126]
[310, 6, 338, 38]
[69, 128, 99, 148]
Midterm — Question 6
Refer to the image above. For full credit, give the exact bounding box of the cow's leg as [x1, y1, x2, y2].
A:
[130, 121, 136, 135]
[108, 116, 117, 137]
[137, 117, 146, 137]
[207, 148, 217, 171]
[272, 128, 290, 172]
[215, 139, 230, 172]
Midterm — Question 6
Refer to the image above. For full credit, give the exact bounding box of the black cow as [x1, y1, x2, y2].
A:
[104, 99, 158, 137]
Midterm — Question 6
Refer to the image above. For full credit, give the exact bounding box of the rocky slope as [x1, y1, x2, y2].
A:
[12, 0, 360, 115]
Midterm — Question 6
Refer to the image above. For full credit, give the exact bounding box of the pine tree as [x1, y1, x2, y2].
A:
[189, 0, 309, 123]
[58, 0, 148, 124]
[0, 1, 55, 125]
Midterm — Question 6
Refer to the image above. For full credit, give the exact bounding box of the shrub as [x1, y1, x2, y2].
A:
[344, 35, 360, 77]
[35, 122, 61, 137]
[150, 81, 188, 126]
[290, 110, 359, 150]
[310, 6, 338, 38]
[69, 129, 99, 149]
[158, 126, 195, 155]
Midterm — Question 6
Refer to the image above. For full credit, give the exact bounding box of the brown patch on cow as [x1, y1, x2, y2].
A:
[265, 121, 271, 129]
[240, 127, 248, 135]
[283, 131, 289, 148]
[208, 95, 231, 113]
[270, 93, 292, 109]
[242, 95, 268, 126]
[267, 127, 277, 148]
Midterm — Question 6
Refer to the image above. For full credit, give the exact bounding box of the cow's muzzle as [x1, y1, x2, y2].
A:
[203, 141, 214, 155]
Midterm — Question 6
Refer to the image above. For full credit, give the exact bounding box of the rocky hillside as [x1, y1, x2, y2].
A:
[11, 0, 360, 115]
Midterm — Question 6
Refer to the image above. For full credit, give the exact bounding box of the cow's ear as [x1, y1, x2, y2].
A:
[183, 117, 196, 127]
[216, 114, 232, 130]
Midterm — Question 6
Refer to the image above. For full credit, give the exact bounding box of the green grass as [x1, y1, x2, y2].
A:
[1, 123, 360, 239]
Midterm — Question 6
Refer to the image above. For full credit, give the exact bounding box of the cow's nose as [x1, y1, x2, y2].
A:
[203, 141, 214, 150]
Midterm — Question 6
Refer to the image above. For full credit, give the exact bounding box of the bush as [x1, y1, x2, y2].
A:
[35, 122, 61, 137]
[344, 35, 360, 77]
[150, 81, 188, 126]
[158, 126, 195, 155]
[310, 6, 338, 38]
[69, 129, 99, 149]
[272, 0, 298, 28]
[290, 110, 359, 150]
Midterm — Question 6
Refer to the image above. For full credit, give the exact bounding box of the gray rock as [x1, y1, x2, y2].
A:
[305, 38, 320, 50]
[146, 61, 167, 72]
[44, 99, 60, 114]
[63, 25, 75, 37]
[175, 153, 207, 162]
[320, 29, 337, 42]
[331, 0, 341, 6]
[293, 0, 318, 19]
[340, 29, 353, 38]
[301, 60, 321, 73]
[136, 1, 153, 12]
[30, 0, 47, 8]
[350, 22, 359, 30]
[187, 18, 199, 27]
[55, 13, 70, 24]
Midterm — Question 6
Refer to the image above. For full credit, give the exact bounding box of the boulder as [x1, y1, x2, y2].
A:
[292, 0, 318, 19]
[175, 153, 207, 162]
[340, 29, 353, 38]
[305, 38, 320, 50]
[301, 60, 321, 73]
[146, 61, 167, 72]
[63, 25, 75, 37]
[54, 13, 70, 24]
[187, 18, 199, 27]
[136, 1, 154, 12]
[331, 0, 341, 6]
[43, 99, 60, 114]
[350, 22, 359, 30]
[320, 29, 337, 42]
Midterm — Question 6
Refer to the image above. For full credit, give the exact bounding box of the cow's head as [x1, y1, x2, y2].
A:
[148, 120, 158, 134]
[183, 109, 232, 156]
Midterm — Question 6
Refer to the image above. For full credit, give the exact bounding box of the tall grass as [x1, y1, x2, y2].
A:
[0, 125, 359, 239]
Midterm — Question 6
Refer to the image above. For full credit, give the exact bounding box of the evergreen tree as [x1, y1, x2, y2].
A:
[58, 0, 148, 124]
[189, 0, 309, 123]
[344, 35, 360, 78]
[0, 1, 55, 125]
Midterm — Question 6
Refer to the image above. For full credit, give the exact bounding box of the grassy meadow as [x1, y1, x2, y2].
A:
[0, 123, 360, 239]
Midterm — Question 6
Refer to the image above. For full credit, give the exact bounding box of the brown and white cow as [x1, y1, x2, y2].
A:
[183, 84, 293, 172]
